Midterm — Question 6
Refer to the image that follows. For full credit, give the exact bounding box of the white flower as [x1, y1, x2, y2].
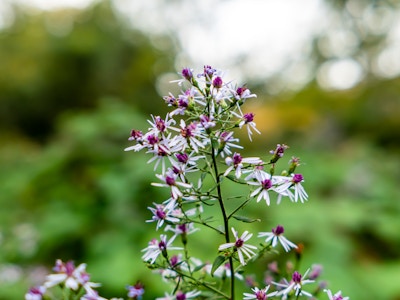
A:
[231, 108, 261, 141]
[275, 173, 308, 203]
[258, 225, 297, 252]
[218, 227, 257, 266]
[223, 152, 262, 179]
[152, 169, 192, 199]
[215, 131, 243, 158]
[147, 201, 180, 230]
[274, 269, 314, 298]
[25, 286, 46, 300]
[248, 172, 279, 205]
[142, 235, 182, 264]
[324, 289, 350, 300]
[243, 286, 277, 300]
[44, 260, 99, 292]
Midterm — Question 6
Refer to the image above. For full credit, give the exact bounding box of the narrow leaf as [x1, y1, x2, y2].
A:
[233, 215, 261, 223]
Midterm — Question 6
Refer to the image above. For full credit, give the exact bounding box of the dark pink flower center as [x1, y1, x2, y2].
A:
[292, 174, 303, 184]
[261, 179, 272, 190]
[292, 271, 302, 283]
[176, 153, 188, 163]
[176, 291, 186, 300]
[232, 153, 242, 165]
[256, 290, 267, 300]
[165, 176, 176, 186]
[272, 225, 284, 236]
[156, 208, 166, 219]
[243, 113, 254, 123]
[235, 238, 244, 248]
[182, 68, 193, 80]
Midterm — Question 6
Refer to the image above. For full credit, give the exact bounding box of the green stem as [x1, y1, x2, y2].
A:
[210, 142, 235, 300]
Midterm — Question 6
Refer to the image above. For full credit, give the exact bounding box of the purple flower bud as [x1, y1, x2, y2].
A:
[129, 129, 143, 141]
[176, 153, 189, 164]
[212, 76, 223, 88]
[232, 153, 243, 165]
[181, 68, 193, 81]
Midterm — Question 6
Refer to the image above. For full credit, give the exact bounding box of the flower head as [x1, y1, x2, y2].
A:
[324, 289, 350, 300]
[258, 225, 297, 252]
[127, 282, 145, 299]
[25, 286, 46, 300]
[142, 235, 182, 264]
[243, 285, 277, 300]
[218, 228, 257, 265]
[274, 269, 314, 298]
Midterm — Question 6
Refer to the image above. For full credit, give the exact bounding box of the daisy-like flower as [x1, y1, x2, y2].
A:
[171, 152, 203, 181]
[165, 223, 198, 237]
[152, 169, 192, 199]
[147, 114, 177, 136]
[80, 289, 107, 300]
[224, 152, 262, 179]
[215, 131, 243, 157]
[258, 225, 297, 252]
[275, 173, 308, 203]
[44, 260, 99, 292]
[156, 290, 201, 300]
[142, 234, 182, 264]
[127, 282, 145, 299]
[147, 201, 180, 230]
[25, 286, 46, 300]
[176, 119, 206, 153]
[324, 289, 350, 300]
[248, 173, 277, 205]
[231, 108, 261, 141]
[274, 269, 314, 298]
[243, 285, 277, 300]
[232, 85, 257, 102]
[199, 114, 216, 129]
[218, 227, 257, 266]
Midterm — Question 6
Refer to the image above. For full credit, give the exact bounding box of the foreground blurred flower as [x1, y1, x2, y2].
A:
[127, 282, 145, 299]
[243, 285, 277, 300]
[25, 286, 46, 300]
[44, 259, 99, 291]
[324, 289, 350, 300]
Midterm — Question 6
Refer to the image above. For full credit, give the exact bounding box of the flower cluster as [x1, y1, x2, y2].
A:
[26, 65, 349, 300]
[121, 66, 345, 299]
[25, 259, 144, 300]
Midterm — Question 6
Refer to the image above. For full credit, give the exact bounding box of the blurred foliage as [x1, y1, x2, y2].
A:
[0, 0, 399, 299]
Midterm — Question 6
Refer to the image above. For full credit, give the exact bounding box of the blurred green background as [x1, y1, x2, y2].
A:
[0, 0, 399, 299]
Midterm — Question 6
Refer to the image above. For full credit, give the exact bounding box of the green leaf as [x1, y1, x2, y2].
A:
[211, 255, 227, 276]
[232, 215, 261, 223]
[192, 263, 207, 273]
